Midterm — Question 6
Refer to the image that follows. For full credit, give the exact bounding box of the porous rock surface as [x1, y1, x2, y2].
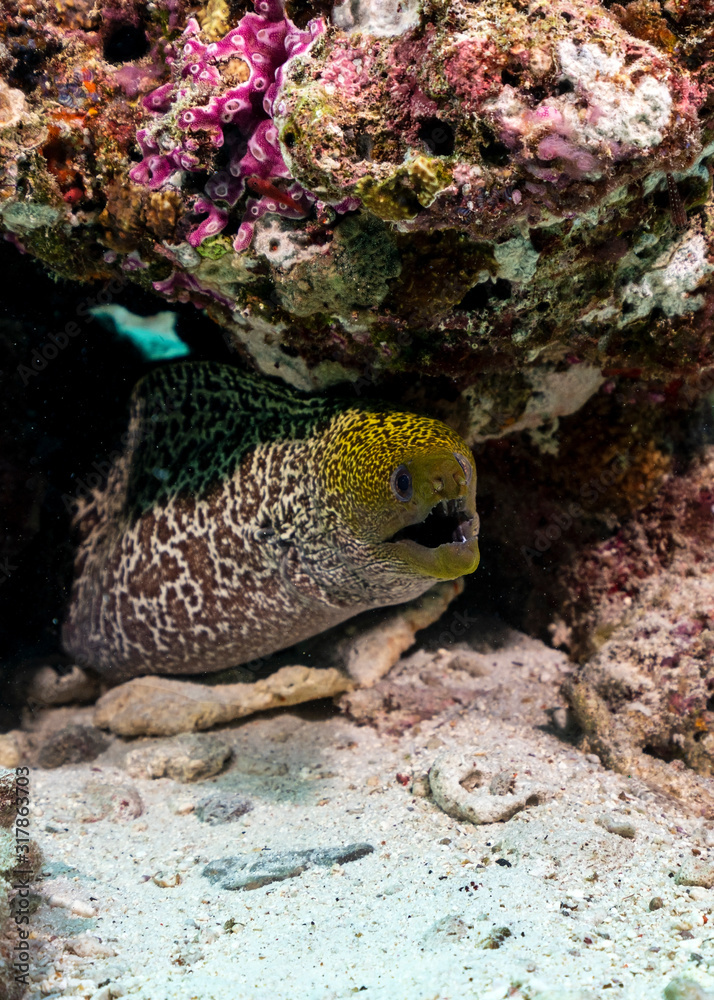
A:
[0, 0, 712, 434]
[123, 732, 233, 781]
[428, 748, 557, 824]
[556, 447, 714, 794]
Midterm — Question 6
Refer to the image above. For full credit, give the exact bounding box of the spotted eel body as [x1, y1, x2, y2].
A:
[63, 362, 479, 679]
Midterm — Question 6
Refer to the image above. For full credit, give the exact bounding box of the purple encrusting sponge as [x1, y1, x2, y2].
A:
[130, 0, 336, 253]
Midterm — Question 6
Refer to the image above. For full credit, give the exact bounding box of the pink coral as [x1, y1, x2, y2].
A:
[154, 269, 234, 308]
[187, 197, 229, 247]
[536, 135, 600, 177]
[129, 0, 330, 256]
[318, 45, 374, 99]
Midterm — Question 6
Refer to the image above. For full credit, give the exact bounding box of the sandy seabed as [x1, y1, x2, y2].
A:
[16, 617, 714, 1000]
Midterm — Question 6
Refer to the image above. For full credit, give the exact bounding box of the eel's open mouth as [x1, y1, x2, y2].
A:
[387, 497, 476, 549]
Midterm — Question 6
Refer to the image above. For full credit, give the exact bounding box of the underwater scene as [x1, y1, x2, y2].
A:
[0, 0, 713, 996]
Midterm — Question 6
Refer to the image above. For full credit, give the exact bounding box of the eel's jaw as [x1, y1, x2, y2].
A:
[384, 498, 480, 579]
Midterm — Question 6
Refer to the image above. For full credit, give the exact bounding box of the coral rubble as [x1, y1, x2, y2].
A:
[0, 0, 710, 430]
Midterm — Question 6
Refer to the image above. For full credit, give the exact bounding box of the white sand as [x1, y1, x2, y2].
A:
[20, 619, 714, 1000]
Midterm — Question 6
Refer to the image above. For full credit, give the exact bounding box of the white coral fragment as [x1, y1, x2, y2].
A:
[557, 40, 672, 150]
[429, 750, 555, 824]
[332, 0, 421, 36]
[0, 82, 26, 129]
[622, 234, 714, 320]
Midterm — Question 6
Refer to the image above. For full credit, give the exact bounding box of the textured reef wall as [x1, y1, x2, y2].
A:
[557, 447, 714, 794]
[0, 0, 712, 435]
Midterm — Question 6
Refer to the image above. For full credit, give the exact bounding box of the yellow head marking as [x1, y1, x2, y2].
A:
[318, 406, 480, 581]
[319, 410, 465, 513]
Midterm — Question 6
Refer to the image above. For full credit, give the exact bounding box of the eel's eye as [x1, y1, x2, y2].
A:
[390, 464, 413, 502]
[454, 452, 472, 485]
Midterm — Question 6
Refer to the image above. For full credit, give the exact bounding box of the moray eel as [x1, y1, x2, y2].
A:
[62, 362, 479, 679]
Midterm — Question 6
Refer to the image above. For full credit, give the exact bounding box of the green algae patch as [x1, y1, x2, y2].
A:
[196, 235, 233, 260]
[275, 212, 401, 317]
[355, 156, 453, 222]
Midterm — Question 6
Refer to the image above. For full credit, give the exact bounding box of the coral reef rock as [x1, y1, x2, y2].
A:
[123, 732, 233, 781]
[561, 448, 714, 810]
[0, 0, 712, 433]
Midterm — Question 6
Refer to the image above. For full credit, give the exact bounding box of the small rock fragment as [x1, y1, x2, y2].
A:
[482, 926, 512, 950]
[674, 861, 714, 889]
[0, 733, 20, 768]
[411, 775, 431, 798]
[203, 843, 374, 891]
[429, 751, 553, 825]
[67, 935, 117, 959]
[78, 779, 144, 822]
[551, 707, 569, 731]
[124, 734, 232, 782]
[595, 814, 637, 839]
[36, 725, 109, 768]
[422, 915, 470, 942]
[649, 896, 665, 911]
[25, 664, 99, 706]
[663, 977, 714, 1000]
[152, 872, 181, 888]
[48, 895, 97, 917]
[688, 887, 708, 902]
[194, 793, 253, 825]
[442, 649, 492, 677]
